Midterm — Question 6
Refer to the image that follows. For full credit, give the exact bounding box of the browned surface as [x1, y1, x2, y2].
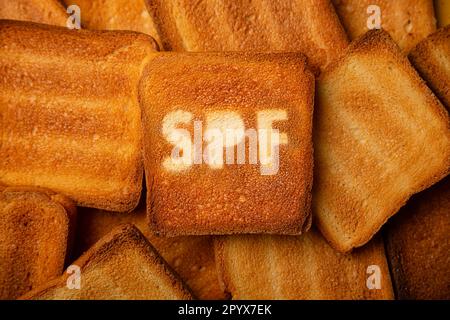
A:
[0, 186, 75, 299]
[332, 0, 436, 52]
[22, 224, 194, 300]
[62, 0, 162, 47]
[386, 177, 450, 300]
[215, 230, 394, 299]
[0, 0, 67, 26]
[409, 25, 450, 110]
[74, 205, 227, 300]
[140, 52, 314, 235]
[145, 0, 348, 73]
[314, 30, 450, 252]
[0, 20, 158, 211]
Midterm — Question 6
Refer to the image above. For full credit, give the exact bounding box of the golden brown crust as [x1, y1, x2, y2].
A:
[21, 224, 194, 300]
[0, 0, 67, 27]
[139, 52, 314, 236]
[215, 230, 394, 299]
[0, 20, 158, 212]
[314, 30, 450, 252]
[331, 0, 436, 52]
[435, 0, 450, 28]
[385, 177, 450, 300]
[62, 0, 162, 48]
[145, 0, 348, 73]
[409, 25, 450, 110]
[74, 205, 227, 300]
[0, 186, 75, 299]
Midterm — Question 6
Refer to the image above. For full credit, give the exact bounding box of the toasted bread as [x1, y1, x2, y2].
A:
[0, 186, 76, 300]
[331, 0, 436, 52]
[435, 0, 450, 27]
[74, 205, 227, 300]
[385, 177, 450, 300]
[62, 0, 162, 47]
[0, 20, 158, 211]
[21, 224, 193, 300]
[314, 30, 450, 252]
[139, 52, 314, 235]
[409, 25, 450, 110]
[215, 230, 394, 299]
[0, 0, 67, 26]
[145, 0, 348, 73]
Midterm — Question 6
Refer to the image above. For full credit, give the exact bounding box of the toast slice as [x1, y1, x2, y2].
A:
[0, 20, 158, 211]
[74, 205, 227, 300]
[0, 0, 67, 26]
[145, 0, 348, 73]
[0, 186, 76, 300]
[215, 230, 394, 299]
[331, 0, 436, 52]
[314, 30, 450, 252]
[385, 177, 450, 300]
[62, 0, 162, 47]
[409, 25, 450, 110]
[21, 224, 194, 300]
[139, 52, 314, 235]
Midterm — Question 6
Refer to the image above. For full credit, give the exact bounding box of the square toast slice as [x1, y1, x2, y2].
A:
[139, 52, 314, 236]
[21, 224, 194, 300]
[0, 20, 158, 211]
[331, 0, 436, 52]
[385, 177, 450, 300]
[74, 205, 227, 300]
[314, 30, 450, 252]
[215, 230, 394, 299]
[409, 25, 450, 110]
[145, 0, 348, 73]
[0, 186, 76, 299]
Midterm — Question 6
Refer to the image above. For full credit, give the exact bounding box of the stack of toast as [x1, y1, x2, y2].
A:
[0, 0, 449, 300]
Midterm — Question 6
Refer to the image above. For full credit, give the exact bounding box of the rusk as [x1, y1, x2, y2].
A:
[215, 230, 394, 299]
[139, 52, 314, 235]
[409, 25, 450, 110]
[0, 20, 158, 211]
[145, 0, 348, 73]
[0, 186, 76, 300]
[314, 30, 450, 252]
[385, 177, 450, 300]
[332, 0, 436, 52]
[62, 0, 162, 47]
[0, 0, 67, 26]
[21, 224, 194, 300]
[74, 205, 227, 300]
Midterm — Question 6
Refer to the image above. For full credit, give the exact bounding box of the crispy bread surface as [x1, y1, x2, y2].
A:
[62, 0, 162, 47]
[0, 186, 75, 299]
[74, 205, 227, 300]
[0, 20, 158, 211]
[385, 177, 450, 300]
[215, 230, 394, 299]
[332, 0, 436, 52]
[21, 224, 194, 300]
[140, 52, 314, 235]
[409, 25, 450, 110]
[0, 0, 67, 26]
[145, 0, 348, 73]
[314, 30, 450, 252]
